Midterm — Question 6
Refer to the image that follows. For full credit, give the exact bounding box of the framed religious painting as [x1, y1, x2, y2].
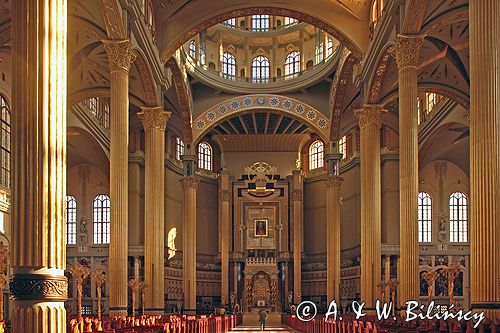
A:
[254, 219, 268, 237]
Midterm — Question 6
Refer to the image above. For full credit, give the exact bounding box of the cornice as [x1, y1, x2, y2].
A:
[215, 21, 309, 37]
[71, 103, 110, 153]
[418, 98, 459, 145]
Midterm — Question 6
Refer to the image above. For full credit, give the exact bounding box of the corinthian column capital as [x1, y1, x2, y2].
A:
[394, 34, 425, 68]
[138, 107, 171, 132]
[180, 176, 200, 191]
[102, 39, 137, 72]
[354, 104, 387, 129]
[324, 175, 344, 190]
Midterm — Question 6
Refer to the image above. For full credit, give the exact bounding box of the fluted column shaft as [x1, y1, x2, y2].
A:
[292, 170, 303, 304]
[103, 39, 136, 316]
[326, 176, 343, 302]
[139, 107, 171, 314]
[395, 35, 424, 305]
[355, 105, 386, 308]
[11, 0, 68, 331]
[469, 0, 500, 319]
[181, 177, 199, 313]
[220, 172, 231, 306]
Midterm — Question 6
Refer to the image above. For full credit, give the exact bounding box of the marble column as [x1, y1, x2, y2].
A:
[103, 39, 136, 316]
[292, 170, 303, 304]
[394, 34, 424, 304]
[355, 104, 386, 308]
[10, 0, 68, 331]
[220, 172, 231, 306]
[139, 107, 171, 314]
[180, 151, 199, 313]
[469, 0, 500, 319]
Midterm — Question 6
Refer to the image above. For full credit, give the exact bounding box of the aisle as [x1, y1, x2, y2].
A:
[229, 324, 299, 332]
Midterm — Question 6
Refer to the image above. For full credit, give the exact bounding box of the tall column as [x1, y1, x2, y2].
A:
[292, 170, 303, 304]
[325, 145, 343, 302]
[180, 151, 199, 313]
[355, 104, 386, 309]
[139, 107, 171, 314]
[394, 34, 424, 304]
[469, 0, 500, 319]
[220, 171, 231, 306]
[103, 39, 136, 316]
[10, 0, 68, 331]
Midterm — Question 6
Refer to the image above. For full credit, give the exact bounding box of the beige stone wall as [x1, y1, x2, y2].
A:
[223, 152, 298, 177]
[381, 156, 399, 244]
[197, 180, 219, 256]
[303, 177, 327, 255]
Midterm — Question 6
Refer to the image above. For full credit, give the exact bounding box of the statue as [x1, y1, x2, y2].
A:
[441, 264, 461, 306]
[422, 269, 439, 305]
[68, 264, 91, 320]
[91, 270, 106, 321]
[167, 227, 177, 260]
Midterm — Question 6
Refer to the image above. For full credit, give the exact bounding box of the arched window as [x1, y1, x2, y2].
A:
[222, 52, 236, 79]
[66, 195, 77, 245]
[450, 192, 467, 242]
[198, 142, 212, 171]
[284, 17, 298, 26]
[326, 38, 335, 57]
[103, 99, 110, 129]
[418, 192, 432, 242]
[285, 51, 301, 79]
[224, 18, 236, 27]
[315, 41, 324, 63]
[176, 137, 184, 161]
[309, 140, 324, 170]
[189, 40, 196, 59]
[93, 194, 110, 244]
[252, 56, 270, 83]
[0, 95, 10, 188]
[338, 135, 347, 160]
[252, 15, 269, 31]
[167, 227, 177, 260]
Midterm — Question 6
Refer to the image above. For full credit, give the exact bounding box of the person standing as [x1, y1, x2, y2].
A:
[259, 309, 267, 331]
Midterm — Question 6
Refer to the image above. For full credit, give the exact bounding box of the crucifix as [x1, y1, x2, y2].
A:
[388, 279, 399, 316]
[422, 268, 439, 305]
[441, 264, 461, 306]
[128, 278, 141, 316]
[275, 220, 285, 252]
[139, 282, 148, 315]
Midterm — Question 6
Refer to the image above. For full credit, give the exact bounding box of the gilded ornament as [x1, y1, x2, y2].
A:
[102, 39, 137, 72]
[355, 104, 386, 129]
[138, 108, 171, 131]
[394, 34, 425, 68]
[180, 176, 200, 191]
[324, 175, 343, 189]
[10, 274, 68, 301]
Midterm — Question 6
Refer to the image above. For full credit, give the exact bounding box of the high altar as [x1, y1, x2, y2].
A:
[228, 162, 300, 313]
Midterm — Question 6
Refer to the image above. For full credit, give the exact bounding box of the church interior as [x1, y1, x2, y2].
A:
[0, 0, 498, 332]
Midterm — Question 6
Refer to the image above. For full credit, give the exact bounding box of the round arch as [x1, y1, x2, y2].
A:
[380, 85, 469, 109]
[192, 94, 330, 144]
[159, 6, 365, 63]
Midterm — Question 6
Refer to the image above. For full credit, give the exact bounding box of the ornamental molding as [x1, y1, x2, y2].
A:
[138, 107, 171, 131]
[193, 95, 330, 143]
[354, 104, 387, 129]
[367, 45, 394, 104]
[134, 52, 159, 106]
[324, 175, 343, 190]
[102, 39, 136, 72]
[10, 274, 68, 301]
[99, 0, 126, 39]
[220, 190, 231, 201]
[291, 190, 302, 202]
[393, 34, 425, 69]
[180, 176, 200, 191]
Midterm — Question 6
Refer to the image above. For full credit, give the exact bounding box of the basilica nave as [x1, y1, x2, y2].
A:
[0, 0, 497, 332]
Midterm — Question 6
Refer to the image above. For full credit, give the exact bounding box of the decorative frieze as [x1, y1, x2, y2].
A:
[324, 175, 343, 190]
[291, 190, 302, 202]
[10, 274, 68, 301]
[102, 39, 136, 72]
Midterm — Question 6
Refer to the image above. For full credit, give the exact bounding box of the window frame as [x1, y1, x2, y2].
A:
[176, 137, 185, 161]
[309, 140, 324, 170]
[66, 195, 77, 245]
[449, 192, 468, 242]
[0, 95, 10, 189]
[251, 56, 270, 83]
[418, 192, 432, 243]
[284, 51, 301, 79]
[252, 15, 270, 31]
[198, 142, 212, 171]
[93, 194, 111, 245]
[189, 40, 196, 59]
[222, 52, 237, 79]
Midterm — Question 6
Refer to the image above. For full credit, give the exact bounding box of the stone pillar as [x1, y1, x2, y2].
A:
[292, 170, 303, 304]
[325, 143, 343, 302]
[220, 172, 231, 306]
[180, 151, 199, 313]
[355, 104, 386, 308]
[394, 34, 424, 304]
[469, 0, 500, 319]
[103, 39, 136, 316]
[138, 107, 171, 314]
[384, 255, 391, 302]
[10, 0, 68, 331]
